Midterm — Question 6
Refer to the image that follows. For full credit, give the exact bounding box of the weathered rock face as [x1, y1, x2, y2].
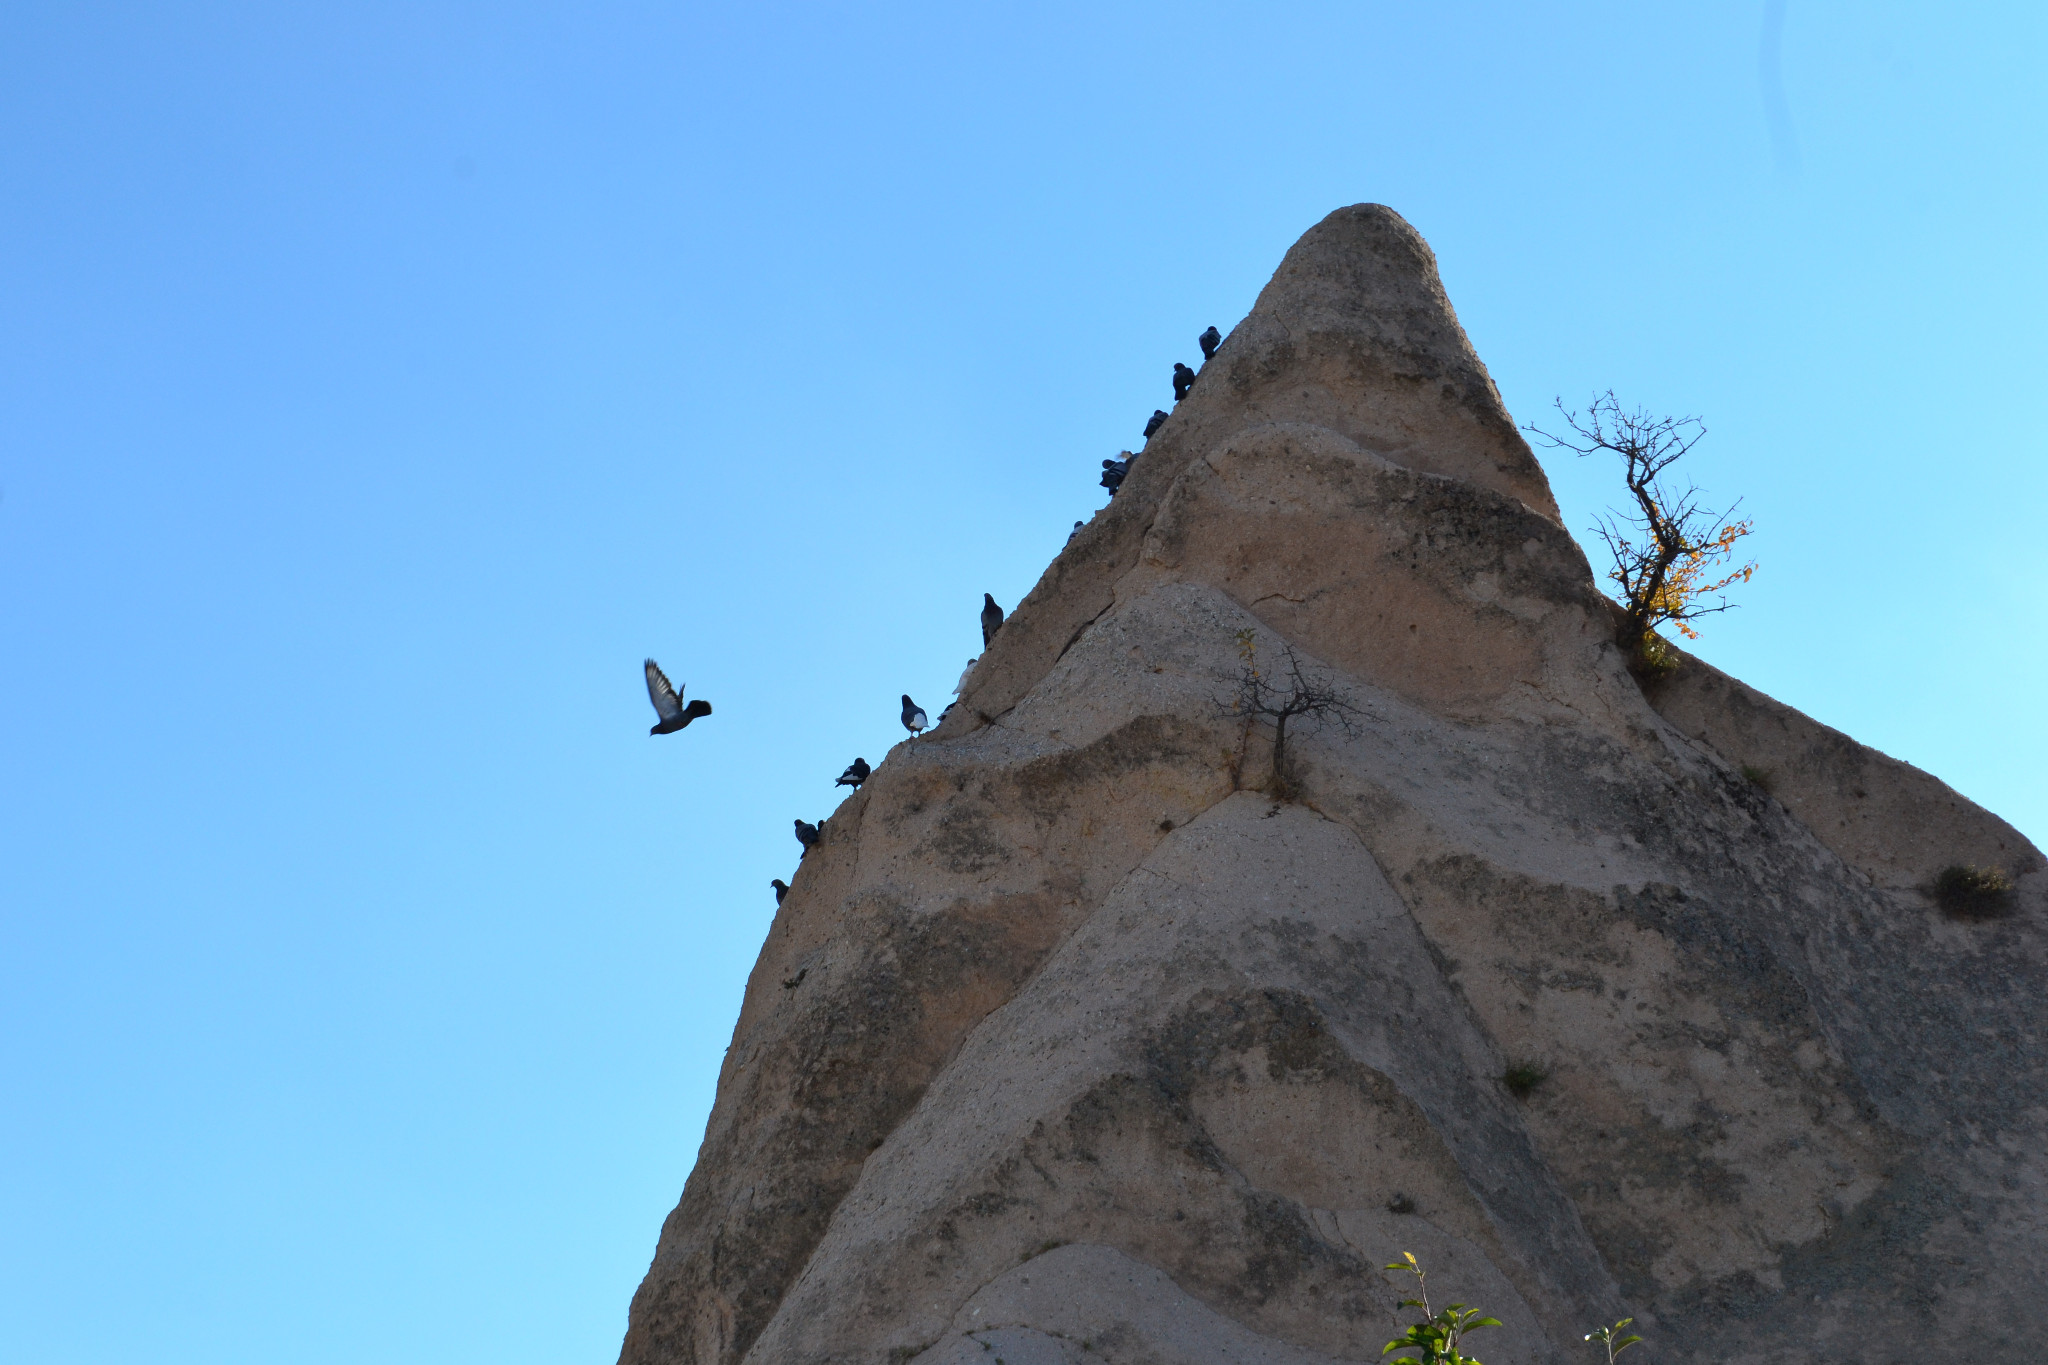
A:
[619, 206, 2047, 1365]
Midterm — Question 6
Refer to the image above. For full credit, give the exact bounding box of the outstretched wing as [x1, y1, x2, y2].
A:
[644, 658, 683, 722]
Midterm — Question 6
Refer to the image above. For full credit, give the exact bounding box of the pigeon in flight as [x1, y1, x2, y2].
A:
[771, 878, 790, 905]
[1143, 409, 1168, 439]
[981, 593, 1005, 647]
[1172, 362, 1196, 402]
[901, 694, 929, 734]
[836, 757, 871, 789]
[644, 659, 713, 735]
[1199, 325, 1222, 361]
[794, 819, 823, 855]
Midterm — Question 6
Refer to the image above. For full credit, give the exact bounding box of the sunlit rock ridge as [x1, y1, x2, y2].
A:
[618, 205, 2046, 1365]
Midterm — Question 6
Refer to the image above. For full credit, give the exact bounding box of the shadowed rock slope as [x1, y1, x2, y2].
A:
[619, 205, 2046, 1365]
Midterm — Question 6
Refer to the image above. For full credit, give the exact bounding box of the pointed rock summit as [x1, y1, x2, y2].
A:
[620, 206, 2045, 1364]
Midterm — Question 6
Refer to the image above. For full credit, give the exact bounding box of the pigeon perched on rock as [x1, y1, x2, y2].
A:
[1068, 520, 1084, 542]
[794, 819, 822, 855]
[1143, 409, 1168, 439]
[981, 593, 1005, 647]
[953, 658, 978, 695]
[1198, 325, 1221, 360]
[1172, 362, 1196, 402]
[901, 695, 929, 734]
[770, 878, 790, 905]
[1100, 456, 1129, 495]
[644, 659, 713, 735]
[836, 757, 870, 789]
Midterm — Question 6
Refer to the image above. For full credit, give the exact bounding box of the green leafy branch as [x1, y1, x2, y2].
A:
[1381, 1253, 1501, 1365]
[1585, 1318, 1642, 1364]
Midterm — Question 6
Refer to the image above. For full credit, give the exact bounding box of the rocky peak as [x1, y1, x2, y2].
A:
[618, 206, 2046, 1365]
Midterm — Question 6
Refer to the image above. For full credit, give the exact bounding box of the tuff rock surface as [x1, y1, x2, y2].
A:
[619, 205, 2046, 1365]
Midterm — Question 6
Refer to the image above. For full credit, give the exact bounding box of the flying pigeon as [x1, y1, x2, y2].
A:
[771, 878, 790, 905]
[644, 659, 713, 735]
[836, 757, 871, 789]
[1198, 325, 1222, 361]
[1172, 362, 1196, 402]
[901, 694, 929, 734]
[794, 818, 822, 855]
[1143, 409, 1168, 439]
[981, 593, 1005, 647]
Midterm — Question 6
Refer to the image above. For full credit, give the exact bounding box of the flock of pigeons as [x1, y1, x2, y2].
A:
[1097, 326, 1219, 500]
[643, 323, 1225, 910]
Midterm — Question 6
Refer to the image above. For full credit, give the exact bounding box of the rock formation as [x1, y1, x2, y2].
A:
[618, 206, 2047, 1364]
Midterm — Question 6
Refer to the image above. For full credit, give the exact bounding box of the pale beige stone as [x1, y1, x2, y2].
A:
[619, 206, 2045, 1365]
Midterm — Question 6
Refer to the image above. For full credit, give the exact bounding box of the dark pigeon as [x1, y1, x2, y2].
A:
[901, 694, 929, 734]
[1068, 520, 1084, 542]
[794, 819, 822, 855]
[1198, 325, 1221, 361]
[645, 659, 713, 735]
[770, 878, 790, 905]
[836, 757, 871, 789]
[981, 593, 1005, 647]
[1100, 456, 1128, 495]
[1172, 362, 1196, 402]
[1143, 409, 1168, 439]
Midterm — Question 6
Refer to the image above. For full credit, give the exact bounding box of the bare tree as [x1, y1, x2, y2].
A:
[1526, 392, 1756, 671]
[1228, 630, 1361, 798]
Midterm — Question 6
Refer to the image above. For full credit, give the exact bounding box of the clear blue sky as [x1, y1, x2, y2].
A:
[2, 3, 2041, 1361]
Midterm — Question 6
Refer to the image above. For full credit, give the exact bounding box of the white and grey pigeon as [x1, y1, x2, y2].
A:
[953, 658, 978, 696]
[644, 659, 713, 735]
[835, 758, 871, 789]
[901, 694, 929, 734]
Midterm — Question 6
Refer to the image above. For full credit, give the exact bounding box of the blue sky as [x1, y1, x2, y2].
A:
[2, 3, 2041, 1361]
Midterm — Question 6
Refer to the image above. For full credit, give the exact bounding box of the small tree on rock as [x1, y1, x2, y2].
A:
[1228, 630, 1360, 799]
[1527, 392, 1756, 675]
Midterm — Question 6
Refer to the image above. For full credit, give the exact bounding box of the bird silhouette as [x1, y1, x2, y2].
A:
[1143, 409, 1168, 439]
[771, 878, 790, 905]
[901, 694, 929, 734]
[1199, 325, 1221, 361]
[1068, 520, 1084, 542]
[644, 659, 713, 735]
[836, 757, 871, 789]
[1100, 456, 1128, 495]
[794, 819, 822, 855]
[981, 593, 1006, 647]
[1172, 362, 1196, 402]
